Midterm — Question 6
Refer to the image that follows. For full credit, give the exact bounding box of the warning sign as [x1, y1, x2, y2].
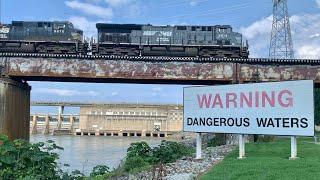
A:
[183, 80, 314, 136]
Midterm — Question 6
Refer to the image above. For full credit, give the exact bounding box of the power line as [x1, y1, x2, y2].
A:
[155, 0, 271, 25]
[152, 1, 256, 23]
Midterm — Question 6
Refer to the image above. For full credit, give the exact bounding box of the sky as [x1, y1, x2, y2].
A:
[0, 0, 320, 113]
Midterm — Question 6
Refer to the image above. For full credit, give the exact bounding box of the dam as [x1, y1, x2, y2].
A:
[31, 102, 183, 137]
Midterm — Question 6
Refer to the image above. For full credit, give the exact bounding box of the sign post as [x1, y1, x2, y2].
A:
[238, 134, 246, 159]
[195, 132, 202, 159]
[183, 80, 314, 159]
[290, 136, 297, 160]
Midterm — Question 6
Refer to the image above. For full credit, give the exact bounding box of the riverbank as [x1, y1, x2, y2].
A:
[114, 144, 234, 180]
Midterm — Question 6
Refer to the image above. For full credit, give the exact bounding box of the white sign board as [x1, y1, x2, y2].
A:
[183, 80, 314, 136]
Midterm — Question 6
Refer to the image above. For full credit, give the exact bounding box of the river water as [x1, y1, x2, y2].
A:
[30, 135, 163, 174]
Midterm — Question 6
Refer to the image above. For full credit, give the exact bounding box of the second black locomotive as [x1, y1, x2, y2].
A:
[93, 23, 249, 58]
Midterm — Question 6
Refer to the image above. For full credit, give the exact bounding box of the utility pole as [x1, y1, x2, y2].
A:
[269, 0, 294, 59]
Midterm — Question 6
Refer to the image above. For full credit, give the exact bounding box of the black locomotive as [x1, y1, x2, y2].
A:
[93, 23, 249, 58]
[0, 21, 86, 54]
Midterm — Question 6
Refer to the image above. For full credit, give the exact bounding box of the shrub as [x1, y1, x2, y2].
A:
[124, 156, 150, 172]
[0, 134, 63, 179]
[90, 165, 110, 177]
[124, 142, 153, 172]
[0, 134, 112, 179]
[152, 141, 193, 164]
[123, 140, 194, 172]
[126, 141, 152, 160]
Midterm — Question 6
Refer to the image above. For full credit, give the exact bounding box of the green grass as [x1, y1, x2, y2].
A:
[201, 136, 320, 180]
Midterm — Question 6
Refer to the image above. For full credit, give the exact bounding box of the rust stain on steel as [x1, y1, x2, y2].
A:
[0, 77, 31, 140]
[4, 57, 320, 83]
[239, 64, 320, 82]
[6, 57, 235, 81]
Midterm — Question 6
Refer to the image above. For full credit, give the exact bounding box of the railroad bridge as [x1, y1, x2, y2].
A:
[1, 52, 320, 140]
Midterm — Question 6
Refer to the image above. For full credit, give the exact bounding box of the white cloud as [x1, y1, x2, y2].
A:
[310, 33, 320, 38]
[240, 13, 320, 59]
[68, 16, 96, 38]
[317, 0, 320, 7]
[105, 0, 142, 17]
[190, 0, 199, 6]
[65, 0, 113, 19]
[34, 88, 98, 97]
[105, 0, 130, 7]
[68, 16, 108, 38]
[239, 16, 273, 58]
[240, 16, 272, 39]
[296, 45, 320, 59]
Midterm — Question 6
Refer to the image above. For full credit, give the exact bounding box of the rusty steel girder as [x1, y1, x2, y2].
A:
[1, 56, 320, 85]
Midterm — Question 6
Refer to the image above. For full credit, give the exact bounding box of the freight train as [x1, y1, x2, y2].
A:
[0, 21, 249, 58]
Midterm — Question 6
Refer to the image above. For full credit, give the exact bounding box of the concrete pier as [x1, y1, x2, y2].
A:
[43, 115, 50, 134]
[69, 115, 74, 134]
[56, 106, 64, 132]
[31, 115, 38, 134]
[0, 77, 31, 140]
[30, 114, 80, 135]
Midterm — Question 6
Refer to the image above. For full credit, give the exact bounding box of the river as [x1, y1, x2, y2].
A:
[30, 134, 164, 175]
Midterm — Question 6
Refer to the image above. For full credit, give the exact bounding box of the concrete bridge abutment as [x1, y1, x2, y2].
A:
[0, 77, 31, 140]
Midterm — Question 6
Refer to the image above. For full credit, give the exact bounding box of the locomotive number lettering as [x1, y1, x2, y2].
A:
[156, 37, 170, 42]
[0, 34, 8, 39]
[143, 31, 172, 37]
[54, 29, 65, 34]
[0, 27, 10, 33]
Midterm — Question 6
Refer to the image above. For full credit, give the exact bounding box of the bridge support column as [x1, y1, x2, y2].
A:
[57, 106, 64, 132]
[69, 115, 74, 134]
[31, 115, 38, 134]
[142, 130, 146, 137]
[43, 115, 50, 134]
[0, 77, 31, 140]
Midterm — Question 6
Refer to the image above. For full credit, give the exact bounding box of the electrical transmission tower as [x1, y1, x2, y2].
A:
[269, 0, 294, 59]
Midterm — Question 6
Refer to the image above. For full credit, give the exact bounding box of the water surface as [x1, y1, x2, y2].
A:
[30, 135, 163, 174]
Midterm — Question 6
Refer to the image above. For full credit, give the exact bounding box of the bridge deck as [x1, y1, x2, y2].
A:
[1, 53, 320, 85]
